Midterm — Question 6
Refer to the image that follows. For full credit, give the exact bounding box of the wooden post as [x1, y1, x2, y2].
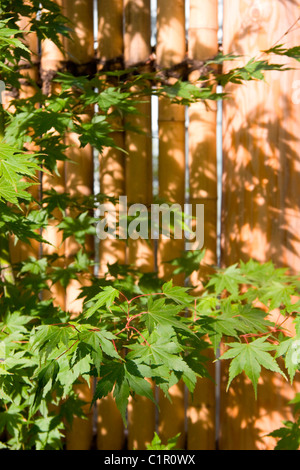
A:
[64, 121, 94, 317]
[186, 0, 218, 450]
[9, 14, 40, 264]
[97, 0, 126, 275]
[48, 0, 95, 451]
[97, 0, 124, 68]
[62, 0, 95, 318]
[124, 0, 156, 450]
[156, 0, 186, 448]
[221, 0, 300, 450]
[96, 0, 126, 450]
[40, 0, 66, 311]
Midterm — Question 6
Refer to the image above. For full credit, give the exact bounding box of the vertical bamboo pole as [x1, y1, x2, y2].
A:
[59, 0, 95, 451]
[156, 0, 186, 448]
[186, 0, 218, 450]
[64, 126, 94, 316]
[9, 14, 40, 264]
[96, 0, 126, 450]
[124, 0, 156, 450]
[62, 0, 94, 317]
[40, 0, 66, 311]
[97, 0, 126, 277]
[221, 0, 300, 450]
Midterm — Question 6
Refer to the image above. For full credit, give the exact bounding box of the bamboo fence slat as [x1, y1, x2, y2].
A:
[9, 13, 40, 264]
[97, 0, 126, 274]
[221, 0, 300, 450]
[186, 0, 218, 451]
[124, 0, 156, 450]
[96, 0, 126, 451]
[63, 0, 94, 318]
[97, 0, 124, 67]
[156, 0, 186, 449]
[54, 0, 95, 451]
[40, 0, 66, 311]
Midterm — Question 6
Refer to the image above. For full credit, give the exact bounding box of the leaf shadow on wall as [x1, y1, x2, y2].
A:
[220, 82, 300, 449]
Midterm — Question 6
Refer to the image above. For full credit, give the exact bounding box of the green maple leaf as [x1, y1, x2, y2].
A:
[275, 337, 299, 383]
[0, 177, 31, 204]
[239, 259, 287, 284]
[146, 297, 194, 336]
[263, 44, 300, 62]
[166, 250, 205, 277]
[269, 418, 300, 450]
[234, 304, 273, 334]
[208, 315, 241, 353]
[0, 21, 30, 52]
[94, 329, 121, 359]
[258, 281, 296, 310]
[195, 292, 218, 315]
[0, 405, 23, 437]
[0, 147, 39, 181]
[220, 337, 287, 397]
[58, 211, 96, 244]
[162, 280, 193, 305]
[70, 343, 93, 380]
[20, 257, 48, 275]
[275, 319, 300, 384]
[1, 311, 32, 334]
[146, 431, 181, 450]
[147, 334, 197, 392]
[77, 330, 103, 375]
[33, 360, 60, 405]
[93, 362, 123, 404]
[97, 87, 131, 112]
[93, 360, 156, 425]
[113, 377, 131, 424]
[83, 286, 119, 319]
[31, 325, 73, 360]
[206, 264, 245, 297]
[0, 143, 47, 205]
[124, 360, 156, 402]
[113, 360, 156, 425]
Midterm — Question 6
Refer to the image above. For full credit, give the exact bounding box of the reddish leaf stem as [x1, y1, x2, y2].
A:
[128, 292, 165, 304]
[128, 326, 150, 346]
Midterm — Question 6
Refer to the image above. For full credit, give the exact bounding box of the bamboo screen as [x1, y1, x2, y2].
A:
[15, 0, 300, 450]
